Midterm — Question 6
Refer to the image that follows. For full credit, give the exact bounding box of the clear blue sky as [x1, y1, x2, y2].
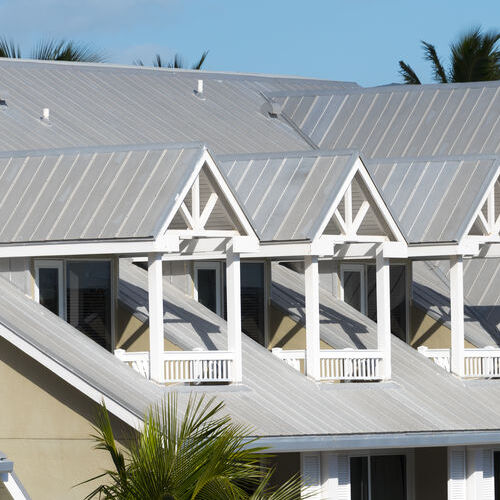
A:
[0, 0, 499, 87]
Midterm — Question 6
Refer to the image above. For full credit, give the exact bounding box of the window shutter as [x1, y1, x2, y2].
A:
[481, 448, 495, 500]
[448, 448, 466, 500]
[301, 452, 322, 499]
[337, 454, 351, 500]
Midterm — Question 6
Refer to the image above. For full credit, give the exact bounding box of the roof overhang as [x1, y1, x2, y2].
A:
[256, 429, 500, 453]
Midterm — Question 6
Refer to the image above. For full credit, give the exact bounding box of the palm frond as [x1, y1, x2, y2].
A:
[422, 41, 448, 83]
[0, 37, 21, 58]
[398, 60, 421, 84]
[30, 39, 105, 62]
[192, 50, 209, 70]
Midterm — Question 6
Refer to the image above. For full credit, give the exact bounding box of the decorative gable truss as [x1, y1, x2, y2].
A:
[467, 172, 500, 242]
[159, 150, 257, 243]
[314, 157, 405, 245]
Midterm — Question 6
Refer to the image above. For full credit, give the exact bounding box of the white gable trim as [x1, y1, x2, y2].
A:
[459, 164, 500, 243]
[312, 157, 406, 244]
[0, 324, 143, 430]
[157, 149, 258, 243]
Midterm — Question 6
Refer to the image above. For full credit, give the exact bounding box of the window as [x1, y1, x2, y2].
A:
[34, 259, 113, 351]
[341, 264, 366, 314]
[340, 263, 407, 342]
[194, 262, 221, 315]
[351, 455, 407, 500]
[241, 262, 265, 346]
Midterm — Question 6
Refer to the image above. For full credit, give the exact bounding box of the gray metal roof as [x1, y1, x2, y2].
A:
[267, 81, 500, 158]
[0, 59, 337, 155]
[116, 259, 500, 439]
[413, 260, 500, 347]
[216, 150, 358, 241]
[0, 144, 204, 243]
[366, 156, 499, 243]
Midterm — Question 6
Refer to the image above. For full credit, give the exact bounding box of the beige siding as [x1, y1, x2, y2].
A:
[410, 305, 475, 349]
[0, 337, 134, 499]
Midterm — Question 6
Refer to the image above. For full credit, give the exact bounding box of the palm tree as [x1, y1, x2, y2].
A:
[399, 26, 500, 84]
[134, 51, 208, 70]
[0, 37, 105, 62]
[81, 394, 305, 499]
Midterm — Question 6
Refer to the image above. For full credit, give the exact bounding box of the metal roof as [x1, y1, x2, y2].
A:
[0, 59, 339, 155]
[267, 81, 500, 158]
[0, 144, 205, 243]
[366, 156, 499, 243]
[216, 150, 358, 241]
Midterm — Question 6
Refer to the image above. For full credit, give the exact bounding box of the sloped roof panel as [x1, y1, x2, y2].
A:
[0, 59, 356, 155]
[267, 82, 500, 158]
[366, 156, 499, 243]
[0, 144, 204, 243]
[217, 151, 357, 241]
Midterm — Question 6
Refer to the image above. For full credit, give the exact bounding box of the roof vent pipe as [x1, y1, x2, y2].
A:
[194, 79, 205, 100]
[41, 107, 50, 122]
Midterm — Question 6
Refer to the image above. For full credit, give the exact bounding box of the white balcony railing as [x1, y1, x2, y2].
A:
[418, 346, 500, 378]
[272, 348, 384, 381]
[114, 349, 235, 383]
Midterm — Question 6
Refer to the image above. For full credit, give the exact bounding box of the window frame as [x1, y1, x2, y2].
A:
[340, 263, 367, 315]
[34, 259, 65, 320]
[33, 257, 115, 350]
[193, 261, 222, 316]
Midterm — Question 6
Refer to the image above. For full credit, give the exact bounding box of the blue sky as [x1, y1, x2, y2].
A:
[0, 0, 499, 86]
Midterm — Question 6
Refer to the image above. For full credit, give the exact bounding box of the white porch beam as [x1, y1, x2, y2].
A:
[450, 256, 465, 378]
[226, 244, 243, 383]
[383, 241, 479, 259]
[148, 252, 164, 382]
[376, 248, 391, 380]
[305, 255, 320, 380]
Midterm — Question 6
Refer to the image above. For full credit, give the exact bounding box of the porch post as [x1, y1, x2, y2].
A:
[227, 243, 243, 383]
[305, 255, 320, 380]
[450, 256, 465, 377]
[376, 248, 391, 380]
[148, 252, 164, 382]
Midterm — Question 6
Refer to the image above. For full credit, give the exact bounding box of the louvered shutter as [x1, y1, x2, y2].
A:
[322, 453, 350, 500]
[337, 454, 351, 500]
[481, 448, 495, 500]
[301, 452, 322, 499]
[448, 448, 466, 500]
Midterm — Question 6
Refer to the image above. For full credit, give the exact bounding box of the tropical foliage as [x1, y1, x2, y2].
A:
[0, 37, 105, 62]
[134, 50, 208, 69]
[81, 394, 304, 499]
[399, 26, 500, 84]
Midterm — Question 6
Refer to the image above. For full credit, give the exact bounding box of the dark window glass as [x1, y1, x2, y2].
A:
[197, 268, 217, 313]
[351, 455, 406, 500]
[66, 261, 112, 351]
[343, 270, 362, 312]
[241, 263, 265, 346]
[370, 455, 406, 500]
[367, 266, 377, 322]
[38, 267, 60, 316]
[351, 456, 369, 500]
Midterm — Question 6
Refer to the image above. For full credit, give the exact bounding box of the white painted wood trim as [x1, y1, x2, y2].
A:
[376, 249, 391, 380]
[148, 252, 164, 382]
[450, 256, 465, 378]
[2, 472, 30, 500]
[226, 244, 242, 383]
[34, 259, 64, 320]
[193, 261, 222, 316]
[305, 255, 320, 380]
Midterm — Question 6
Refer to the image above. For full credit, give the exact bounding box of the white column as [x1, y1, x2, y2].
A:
[227, 244, 242, 383]
[450, 256, 465, 377]
[305, 255, 320, 380]
[148, 252, 164, 382]
[376, 249, 391, 380]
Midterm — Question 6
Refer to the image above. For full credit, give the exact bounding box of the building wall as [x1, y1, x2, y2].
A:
[410, 305, 475, 349]
[0, 258, 30, 294]
[414, 447, 447, 500]
[0, 337, 134, 500]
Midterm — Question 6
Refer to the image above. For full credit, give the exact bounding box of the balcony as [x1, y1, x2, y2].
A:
[418, 346, 500, 378]
[114, 349, 235, 384]
[272, 348, 384, 381]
